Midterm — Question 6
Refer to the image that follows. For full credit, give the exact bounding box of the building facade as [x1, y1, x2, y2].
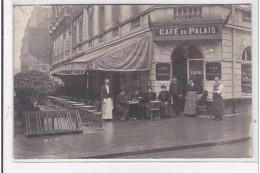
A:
[49, 5, 252, 113]
[20, 6, 52, 72]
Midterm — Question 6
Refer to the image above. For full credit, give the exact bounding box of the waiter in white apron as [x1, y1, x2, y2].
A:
[100, 78, 113, 120]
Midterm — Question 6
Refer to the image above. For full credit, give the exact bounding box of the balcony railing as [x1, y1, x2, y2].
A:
[174, 7, 202, 20]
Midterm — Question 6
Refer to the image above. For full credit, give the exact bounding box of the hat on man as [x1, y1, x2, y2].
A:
[161, 85, 166, 89]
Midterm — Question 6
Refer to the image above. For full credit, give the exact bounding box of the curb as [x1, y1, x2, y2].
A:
[79, 136, 251, 159]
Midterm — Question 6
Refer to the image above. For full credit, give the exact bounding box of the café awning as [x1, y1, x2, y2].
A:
[50, 63, 86, 76]
[71, 32, 152, 72]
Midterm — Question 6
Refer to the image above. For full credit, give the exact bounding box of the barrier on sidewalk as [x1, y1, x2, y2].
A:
[23, 110, 83, 137]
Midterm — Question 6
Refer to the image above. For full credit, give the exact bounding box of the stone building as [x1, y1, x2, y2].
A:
[20, 6, 52, 72]
[49, 5, 252, 114]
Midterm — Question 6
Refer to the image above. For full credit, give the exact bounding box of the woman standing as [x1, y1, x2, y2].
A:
[212, 76, 225, 121]
[184, 79, 200, 117]
[157, 85, 175, 118]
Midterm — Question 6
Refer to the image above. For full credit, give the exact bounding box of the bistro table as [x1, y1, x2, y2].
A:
[127, 101, 140, 120]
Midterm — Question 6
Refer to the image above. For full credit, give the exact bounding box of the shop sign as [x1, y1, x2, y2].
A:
[156, 63, 170, 81]
[153, 25, 222, 41]
[189, 60, 203, 91]
[206, 62, 221, 80]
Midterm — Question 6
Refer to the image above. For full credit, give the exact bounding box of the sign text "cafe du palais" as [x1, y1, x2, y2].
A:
[153, 25, 222, 41]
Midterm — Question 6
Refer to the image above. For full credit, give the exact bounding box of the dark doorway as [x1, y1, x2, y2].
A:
[172, 46, 188, 88]
[111, 73, 121, 97]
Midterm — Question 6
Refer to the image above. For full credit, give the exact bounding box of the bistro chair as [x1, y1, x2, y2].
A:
[149, 101, 161, 122]
[91, 101, 107, 127]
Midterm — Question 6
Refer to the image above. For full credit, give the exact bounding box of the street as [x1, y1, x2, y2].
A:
[115, 140, 252, 158]
[14, 111, 252, 159]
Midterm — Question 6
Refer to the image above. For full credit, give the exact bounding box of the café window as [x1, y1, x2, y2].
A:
[241, 47, 252, 94]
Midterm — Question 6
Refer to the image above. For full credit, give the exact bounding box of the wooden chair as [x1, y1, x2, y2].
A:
[149, 101, 161, 121]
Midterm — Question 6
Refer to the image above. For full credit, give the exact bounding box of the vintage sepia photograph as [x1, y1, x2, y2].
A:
[12, 4, 254, 160]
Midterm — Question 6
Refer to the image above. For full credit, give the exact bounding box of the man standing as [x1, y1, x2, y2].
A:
[100, 78, 113, 120]
[212, 76, 225, 121]
[169, 76, 183, 116]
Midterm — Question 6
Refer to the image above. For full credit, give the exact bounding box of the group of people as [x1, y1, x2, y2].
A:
[100, 76, 225, 121]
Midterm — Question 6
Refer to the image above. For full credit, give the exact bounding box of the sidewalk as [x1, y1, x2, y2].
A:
[13, 112, 252, 159]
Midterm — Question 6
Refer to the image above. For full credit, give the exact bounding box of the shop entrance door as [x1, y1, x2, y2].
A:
[172, 45, 204, 93]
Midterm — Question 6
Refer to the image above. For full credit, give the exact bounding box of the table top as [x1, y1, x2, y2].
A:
[48, 96, 68, 101]
[150, 100, 161, 103]
[127, 101, 140, 104]
[65, 101, 79, 104]
[73, 103, 85, 106]
[80, 105, 94, 108]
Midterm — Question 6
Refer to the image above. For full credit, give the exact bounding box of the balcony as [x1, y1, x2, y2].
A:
[174, 7, 202, 20]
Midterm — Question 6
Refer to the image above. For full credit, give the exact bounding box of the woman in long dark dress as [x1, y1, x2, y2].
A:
[157, 85, 175, 118]
[184, 79, 200, 117]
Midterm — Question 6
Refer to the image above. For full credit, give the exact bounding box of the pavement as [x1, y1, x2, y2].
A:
[13, 111, 252, 159]
[115, 140, 252, 159]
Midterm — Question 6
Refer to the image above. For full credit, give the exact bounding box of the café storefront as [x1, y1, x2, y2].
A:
[51, 10, 251, 114]
[148, 18, 252, 114]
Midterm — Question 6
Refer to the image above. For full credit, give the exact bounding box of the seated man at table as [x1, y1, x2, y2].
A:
[158, 85, 175, 118]
[114, 90, 129, 121]
[131, 87, 145, 119]
[144, 87, 157, 118]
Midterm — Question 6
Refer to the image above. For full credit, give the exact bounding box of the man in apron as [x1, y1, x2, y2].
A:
[212, 76, 225, 121]
[100, 78, 113, 120]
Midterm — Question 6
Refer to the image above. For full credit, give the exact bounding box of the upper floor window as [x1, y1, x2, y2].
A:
[98, 5, 105, 34]
[78, 15, 83, 43]
[72, 20, 77, 47]
[242, 12, 251, 23]
[112, 5, 121, 26]
[131, 5, 140, 17]
[131, 5, 141, 28]
[87, 5, 94, 38]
